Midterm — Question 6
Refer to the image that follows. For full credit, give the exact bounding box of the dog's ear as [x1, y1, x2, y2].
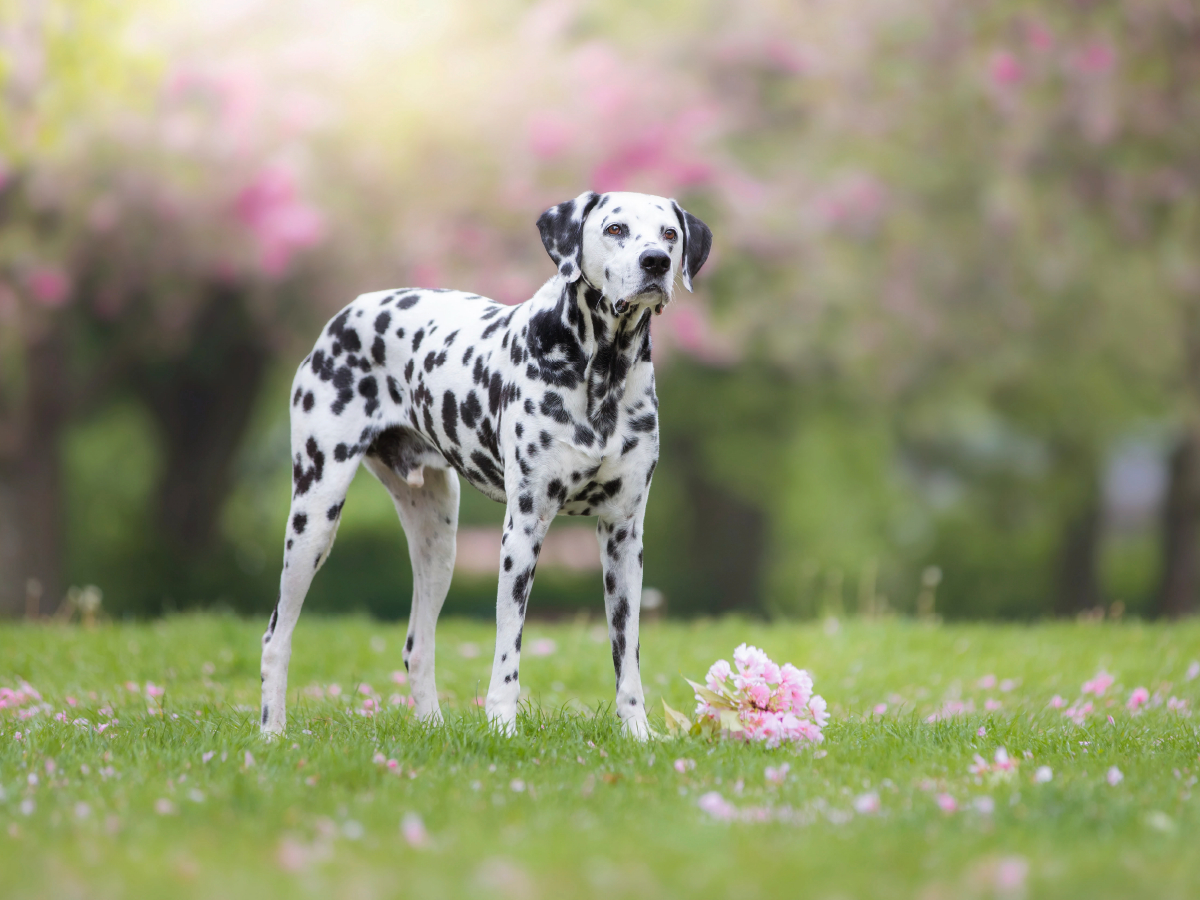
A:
[537, 191, 601, 283]
[670, 200, 713, 292]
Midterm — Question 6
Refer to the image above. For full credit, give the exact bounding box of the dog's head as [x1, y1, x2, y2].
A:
[537, 191, 712, 316]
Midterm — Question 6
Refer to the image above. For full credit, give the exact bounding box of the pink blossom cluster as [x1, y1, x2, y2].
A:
[969, 748, 1018, 780]
[1, 683, 50, 721]
[694, 644, 828, 748]
[1054, 669, 1192, 724]
[300, 681, 414, 713]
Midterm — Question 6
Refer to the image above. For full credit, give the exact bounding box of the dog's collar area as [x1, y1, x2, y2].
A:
[577, 272, 666, 317]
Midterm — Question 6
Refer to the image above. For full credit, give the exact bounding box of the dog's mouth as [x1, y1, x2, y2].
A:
[612, 283, 668, 316]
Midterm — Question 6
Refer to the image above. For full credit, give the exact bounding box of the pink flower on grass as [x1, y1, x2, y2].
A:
[1127, 687, 1149, 712]
[679, 645, 827, 747]
[1107, 766, 1123, 786]
[698, 792, 736, 821]
[529, 639, 557, 657]
[1034, 766, 1053, 783]
[145, 682, 165, 698]
[674, 758, 695, 774]
[401, 812, 429, 848]
[853, 792, 881, 815]
[1185, 661, 1199, 682]
[1167, 697, 1188, 713]
[764, 763, 790, 785]
[1082, 671, 1114, 696]
[277, 837, 308, 872]
[1063, 701, 1093, 725]
[391, 671, 408, 685]
[935, 793, 958, 813]
[706, 659, 731, 691]
[977, 727, 987, 737]
[995, 856, 1029, 893]
[1049, 695, 1065, 709]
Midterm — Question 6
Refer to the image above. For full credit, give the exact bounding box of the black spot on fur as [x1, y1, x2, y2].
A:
[630, 412, 656, 433]
[540, 392, 571, 424]
[460, 391, 482, 429]
[441, 391, 459, 444]
[331, 366, 355, 415]
[512, 570, 529, 604]
[292, 437, 325, 496]
[292, 513, 308, 533]
[359, 376, 379, 416]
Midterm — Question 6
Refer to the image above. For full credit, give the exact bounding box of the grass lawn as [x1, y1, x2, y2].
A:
[2, 614, 1199, 899]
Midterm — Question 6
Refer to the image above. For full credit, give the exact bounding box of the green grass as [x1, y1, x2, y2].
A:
[2, 615, 1199, 899]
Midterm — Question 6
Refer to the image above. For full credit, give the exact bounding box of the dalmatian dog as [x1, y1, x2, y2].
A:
[259, 191, 711, 739]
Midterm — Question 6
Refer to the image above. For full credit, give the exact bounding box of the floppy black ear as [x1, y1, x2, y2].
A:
[670, 200, 713, 292]
[536, 190, 601, 283]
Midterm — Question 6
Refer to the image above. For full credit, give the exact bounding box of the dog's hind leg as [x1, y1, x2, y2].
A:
[363, 450, 459, 724]
[260, 419, 362, 737]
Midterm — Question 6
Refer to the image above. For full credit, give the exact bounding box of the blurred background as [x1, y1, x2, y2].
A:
[1, 0, 1197, 622]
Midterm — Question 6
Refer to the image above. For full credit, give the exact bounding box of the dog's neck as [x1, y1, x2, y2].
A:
[531, 277, 653, 441]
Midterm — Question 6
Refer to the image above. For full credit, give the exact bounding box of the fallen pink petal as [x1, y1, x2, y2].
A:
[401, 812, 429, 848]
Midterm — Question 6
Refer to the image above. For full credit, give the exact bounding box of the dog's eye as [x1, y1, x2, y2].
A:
[605, 224, 622, 236]
[663, 228, 677, 242]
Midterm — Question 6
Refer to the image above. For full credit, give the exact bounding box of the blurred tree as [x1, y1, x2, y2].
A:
[7, 0, 1199, 621]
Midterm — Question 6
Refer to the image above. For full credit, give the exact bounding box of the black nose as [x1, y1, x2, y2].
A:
[640, 249, 671, 277]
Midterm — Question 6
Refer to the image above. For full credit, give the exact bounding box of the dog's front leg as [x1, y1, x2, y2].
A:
[484, 498, 553, 735]
[598, 513, 650, 740]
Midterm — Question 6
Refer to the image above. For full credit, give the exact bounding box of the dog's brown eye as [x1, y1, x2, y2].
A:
[663, 228, 677, 241]
[605, 224, 622, 235]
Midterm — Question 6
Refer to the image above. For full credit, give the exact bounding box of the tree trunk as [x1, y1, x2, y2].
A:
[0, 328, 70, 616]
[1157, 430, 1200, 617]
[137, 287, 270, 562]
[1055, 490, 1102, 617]
[677, 445, 768, 614]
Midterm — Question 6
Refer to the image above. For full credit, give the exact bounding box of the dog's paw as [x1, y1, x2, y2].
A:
[622, 716, 651, 742]
[416, 705, 445, 727]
